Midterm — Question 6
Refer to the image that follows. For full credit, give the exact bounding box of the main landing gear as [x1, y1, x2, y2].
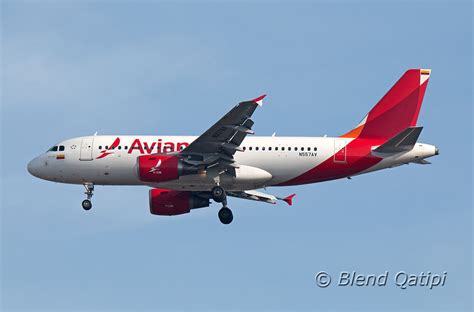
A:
[82, 183, 94, 211]
[212, 186, 233, 225]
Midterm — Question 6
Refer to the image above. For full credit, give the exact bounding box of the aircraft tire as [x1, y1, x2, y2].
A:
[211, 186, 226, 202]
[218, 207, 233, 224]
[82, 199, 92, 210]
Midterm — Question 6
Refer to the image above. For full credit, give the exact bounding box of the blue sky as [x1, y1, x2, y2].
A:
[1, 1, 472, 311]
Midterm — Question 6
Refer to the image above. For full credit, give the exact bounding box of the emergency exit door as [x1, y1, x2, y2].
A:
[334, 139, 347, 163]
[80, 137, 94, 161]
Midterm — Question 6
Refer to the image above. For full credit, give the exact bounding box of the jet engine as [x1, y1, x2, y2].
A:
[149, 188, 210, 216]
[137, 154, 199, 183]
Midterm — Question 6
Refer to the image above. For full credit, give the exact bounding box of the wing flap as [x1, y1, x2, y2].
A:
[227, 190, 296, 206]
[227, 190, 277, 204]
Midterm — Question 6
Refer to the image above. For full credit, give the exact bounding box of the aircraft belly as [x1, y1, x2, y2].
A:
[155, 165, 272, 191]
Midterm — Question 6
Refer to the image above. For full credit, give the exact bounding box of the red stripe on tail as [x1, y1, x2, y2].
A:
[341, 69, 430, 140]
[279, 69, 431, 186]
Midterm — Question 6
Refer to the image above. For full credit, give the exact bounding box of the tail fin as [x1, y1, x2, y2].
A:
[341, 69, 431, 140]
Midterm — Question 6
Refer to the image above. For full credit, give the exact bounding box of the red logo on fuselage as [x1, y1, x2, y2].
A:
[96, 137, 189, 159]
[96, 137, 121, 159]
[128, 139, 189, 154]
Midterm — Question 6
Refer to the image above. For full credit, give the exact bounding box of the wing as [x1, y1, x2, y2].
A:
[227, 190, 296, 206]
[179, 95, 266, 176]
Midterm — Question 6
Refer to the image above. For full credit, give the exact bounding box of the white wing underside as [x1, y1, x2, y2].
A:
[227, 189, 295, 206]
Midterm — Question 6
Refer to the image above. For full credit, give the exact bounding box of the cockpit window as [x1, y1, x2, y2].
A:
[59, 145, 65, 151]
[48, 146, 59, 152]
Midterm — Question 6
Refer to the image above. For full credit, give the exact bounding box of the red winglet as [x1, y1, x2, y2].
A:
[251, 94, 266, 106]
[283, 194, 296, 206]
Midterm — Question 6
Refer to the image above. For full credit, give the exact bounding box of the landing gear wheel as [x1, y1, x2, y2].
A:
[82, 199, 92, 210]
[82, 183, 94, 211]
[211, 186, 226, 202]
[218, 207, 233, 224]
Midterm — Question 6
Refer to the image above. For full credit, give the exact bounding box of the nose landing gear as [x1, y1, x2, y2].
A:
[82, 183, 94, 211]
[82, 199, 92, 210]
[212, 186, 233, 225]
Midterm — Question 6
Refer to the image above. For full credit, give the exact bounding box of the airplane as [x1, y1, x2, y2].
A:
[27, 69, 439, 224]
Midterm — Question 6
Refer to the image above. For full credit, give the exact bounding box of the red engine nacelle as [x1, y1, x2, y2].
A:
[149, 188, 210, 216]
[137, 154, 198, 183]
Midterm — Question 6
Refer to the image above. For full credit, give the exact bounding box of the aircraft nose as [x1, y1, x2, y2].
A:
[27, 157, 42, 178]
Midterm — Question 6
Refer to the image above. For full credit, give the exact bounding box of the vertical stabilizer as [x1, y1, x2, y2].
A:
[341, 69, 431, 140]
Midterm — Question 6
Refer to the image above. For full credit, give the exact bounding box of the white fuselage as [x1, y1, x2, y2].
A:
[27, 135, 438, 191]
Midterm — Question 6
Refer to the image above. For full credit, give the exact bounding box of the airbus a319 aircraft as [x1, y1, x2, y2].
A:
[28, 69, 438, 224]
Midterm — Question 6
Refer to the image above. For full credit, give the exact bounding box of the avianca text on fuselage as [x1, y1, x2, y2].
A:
[27, 69, 439, 225]
[97, 138, 190, 159]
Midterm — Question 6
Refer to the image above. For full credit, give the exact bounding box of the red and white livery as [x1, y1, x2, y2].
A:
[28, 69, 439, 224]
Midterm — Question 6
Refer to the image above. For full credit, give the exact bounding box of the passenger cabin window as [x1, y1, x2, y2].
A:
[249, 147, 253, 151]
[314, 147, 317, 151]
[262, 147, 265, 151]
[243, 147, 246, 151]
[288, 147, 292, 151]
[282, 147, 285, 151]
[118, 146, 122, 150]
[275, 147, 278, 151]
[99, 146, 102, 149]
[256, 147, 259, 151]
[269, 147, 272, 151]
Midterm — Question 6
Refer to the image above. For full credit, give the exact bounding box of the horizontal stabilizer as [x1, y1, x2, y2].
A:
[373, 127, 423, 153]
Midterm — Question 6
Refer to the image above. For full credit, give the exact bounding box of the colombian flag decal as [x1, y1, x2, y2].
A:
[56, 154, 65, 160]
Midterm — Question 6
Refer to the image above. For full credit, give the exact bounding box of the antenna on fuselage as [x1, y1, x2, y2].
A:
[93, 131, 98, 136]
